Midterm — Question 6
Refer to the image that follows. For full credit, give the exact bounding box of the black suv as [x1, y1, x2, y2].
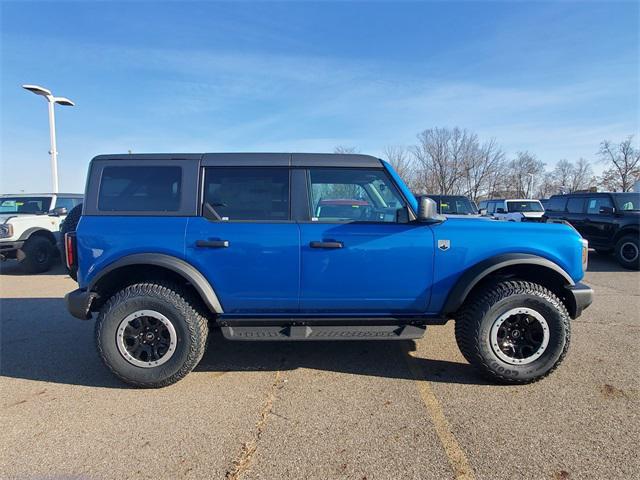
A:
[543, 192, 640, 269]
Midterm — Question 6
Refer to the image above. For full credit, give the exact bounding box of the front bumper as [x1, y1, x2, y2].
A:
[565, 282, 594, 318]
[0, 241, 24, 260]
[65, 288, 97, 320]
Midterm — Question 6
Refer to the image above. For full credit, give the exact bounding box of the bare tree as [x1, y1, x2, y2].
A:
[382, 145, 415, 188]
[569, 158, 594, 192]
[553, 159, 573, 190]
[597, 137, 640, 192]
[462, 138, 505, 202]
[333, 145, 360, 154]
[536, 172, 558, 198]
[412, 127, 474, 195]
[504, 152, 545, 198]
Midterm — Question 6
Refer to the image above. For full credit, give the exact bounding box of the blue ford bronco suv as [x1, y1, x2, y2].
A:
[65, 153, 593, 388]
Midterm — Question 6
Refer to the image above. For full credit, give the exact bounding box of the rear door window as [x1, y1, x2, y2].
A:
[566, 197, 585, 214]
[98, 166, 182, 212]
[203, 167, 290, 221]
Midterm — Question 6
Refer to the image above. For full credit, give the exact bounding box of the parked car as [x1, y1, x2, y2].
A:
[0, 193, 83, 272]
[425, 195, 479, 216]
[482, 199, 546, 222]
[315, 199, 372, 221]
[544, 192, 639, 270]
[66, 153, 592, 388]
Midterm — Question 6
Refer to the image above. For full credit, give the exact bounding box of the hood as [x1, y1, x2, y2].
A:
[520, 212, 545, 218]
[0, 213, 39, 224]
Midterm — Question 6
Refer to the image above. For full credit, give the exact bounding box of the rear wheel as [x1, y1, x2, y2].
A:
[455, 280, 570, 384]
[96, 282, 209, 388]
[20, 236, 55, 273]
[615, 235, 640, 270]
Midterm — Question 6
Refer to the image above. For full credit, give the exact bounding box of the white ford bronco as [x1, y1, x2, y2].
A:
[0, 193, 83, 272]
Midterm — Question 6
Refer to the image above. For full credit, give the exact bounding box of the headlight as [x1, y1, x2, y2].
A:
[0, 224, 13, 238]
[581, 238, 589, 272]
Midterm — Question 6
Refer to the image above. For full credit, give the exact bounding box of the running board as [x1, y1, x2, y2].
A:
[221, 324, 426, 341]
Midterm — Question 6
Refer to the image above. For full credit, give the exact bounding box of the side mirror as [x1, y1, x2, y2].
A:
[599, 206, 614, 215]
[496, 207, 506, 214]
[417, 196, 445, 223]
[479, 208, 488, 216]
[49, 207, 68, 216]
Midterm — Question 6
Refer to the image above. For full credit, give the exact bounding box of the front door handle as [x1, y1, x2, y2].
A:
[310, 240, 343, 249]
[196, 240, 229, 248]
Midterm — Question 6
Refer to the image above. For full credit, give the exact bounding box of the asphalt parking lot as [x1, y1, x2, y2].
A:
[1, 252, 638, 480]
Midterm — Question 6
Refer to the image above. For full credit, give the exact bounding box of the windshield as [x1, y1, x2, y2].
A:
[613, 193, 640, 211]
[432, 196, 476, 215]
[0, 197, 52, 214]
[507, 201, 543, 213]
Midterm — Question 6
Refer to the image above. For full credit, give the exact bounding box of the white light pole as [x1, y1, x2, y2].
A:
[22, 84, 75, 193]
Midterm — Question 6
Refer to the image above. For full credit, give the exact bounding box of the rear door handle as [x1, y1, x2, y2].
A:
[196, 240, 229, 248]
[310, 241, 343, 249]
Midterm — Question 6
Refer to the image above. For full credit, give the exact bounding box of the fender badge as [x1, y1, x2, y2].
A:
[438, 239, 450, 251]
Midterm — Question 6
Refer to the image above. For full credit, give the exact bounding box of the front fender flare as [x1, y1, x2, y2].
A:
[88, 253, 223, 314]
[442, 253, 574, 315]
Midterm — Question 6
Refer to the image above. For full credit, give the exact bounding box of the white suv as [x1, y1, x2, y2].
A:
[0, 193, 83, 272]
[483, 199, 546, 222]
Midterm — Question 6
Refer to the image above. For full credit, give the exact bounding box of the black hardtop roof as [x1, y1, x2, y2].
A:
[91, 152, 383, 168]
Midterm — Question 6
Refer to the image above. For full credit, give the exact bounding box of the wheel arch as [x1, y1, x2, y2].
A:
[613, 226, 639, 244]
[20, 228, 57, 245]
[443, 253, 576, 317]
[88, 253, 223, 314]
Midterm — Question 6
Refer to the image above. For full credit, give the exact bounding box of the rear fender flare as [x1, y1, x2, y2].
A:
[88, 253, 223, 314]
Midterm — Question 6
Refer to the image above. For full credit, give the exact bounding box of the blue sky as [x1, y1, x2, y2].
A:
[1, 1, 638, 193]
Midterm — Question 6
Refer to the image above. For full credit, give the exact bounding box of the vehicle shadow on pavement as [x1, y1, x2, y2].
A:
[587, 251, 628, 273]
[0, 298, 489, 388]
[195, 330, 491, 386]
[0, 260, 67, 276]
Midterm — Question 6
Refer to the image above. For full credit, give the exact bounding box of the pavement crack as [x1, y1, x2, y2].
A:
[225, 370, 284, 480]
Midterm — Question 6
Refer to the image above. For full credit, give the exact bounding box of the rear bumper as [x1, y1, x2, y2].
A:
[65, 288, 97, 320]
[565, 282, 594, 318]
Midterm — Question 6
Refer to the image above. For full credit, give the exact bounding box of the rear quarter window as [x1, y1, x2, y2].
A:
[98, 166, 182, 212]
[547, 196, 567, 212]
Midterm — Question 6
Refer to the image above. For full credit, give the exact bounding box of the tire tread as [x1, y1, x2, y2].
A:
[95, 282, 208, 388]
[455, 280, 571, 384]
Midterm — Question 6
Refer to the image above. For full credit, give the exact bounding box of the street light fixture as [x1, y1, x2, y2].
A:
[22, 84, 75, 193]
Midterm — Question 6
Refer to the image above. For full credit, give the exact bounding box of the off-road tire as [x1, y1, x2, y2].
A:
[614, 234, 640, 270]
[20, 236, 55, 273]
[60, 203, 83, 280]
[455, 280, 570, 384]
[95, 282, 209, 388]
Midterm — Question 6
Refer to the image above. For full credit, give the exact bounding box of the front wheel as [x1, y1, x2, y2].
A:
[20, 236, 55, 273]
[95, 282, 209, 388]
[455, 280, 570, 384]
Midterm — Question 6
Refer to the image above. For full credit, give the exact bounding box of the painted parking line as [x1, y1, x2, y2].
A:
[402, 344, 476, 480]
